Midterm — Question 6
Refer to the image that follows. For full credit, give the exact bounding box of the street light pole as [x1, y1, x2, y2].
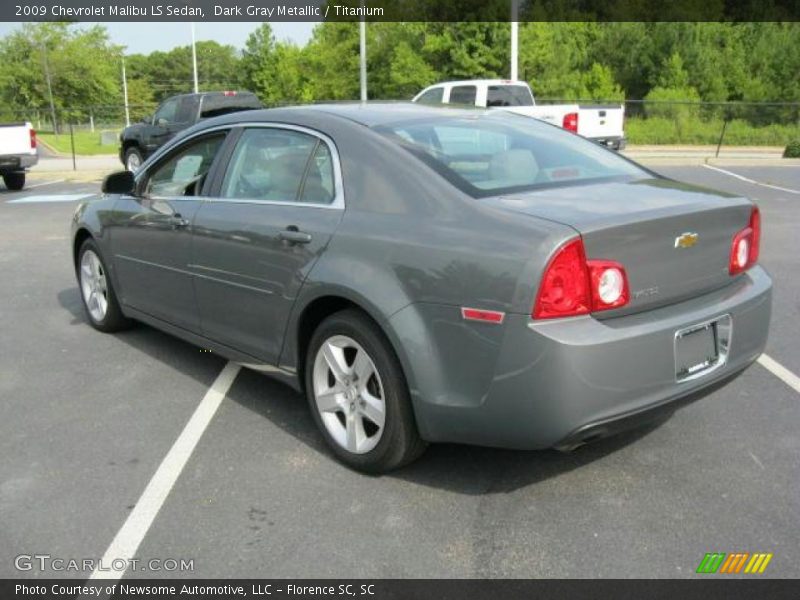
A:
[121, 56, 131, 127]
[41, 42, 58, 134]
[191, 22, 199, 93]
[359, 2, 367, 102]
[510, 0, 519, 81]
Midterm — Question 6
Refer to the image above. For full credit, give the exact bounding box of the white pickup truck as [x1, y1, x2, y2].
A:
[413, 79, 626, 150]
[0, 122, 38, 190]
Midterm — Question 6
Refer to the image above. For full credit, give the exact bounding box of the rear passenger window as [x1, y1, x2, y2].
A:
[448, 85, 477, 105]
[300, 143, 335, 204]
[220, 128, 335, 204]
[487, 85, 534, 107]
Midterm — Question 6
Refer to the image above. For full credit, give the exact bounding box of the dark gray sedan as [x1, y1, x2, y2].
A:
[71, 103, 772, 472]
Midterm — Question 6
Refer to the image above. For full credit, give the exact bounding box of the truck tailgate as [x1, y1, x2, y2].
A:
[0, 123, 35, 156]
[577, 105, 624, 141]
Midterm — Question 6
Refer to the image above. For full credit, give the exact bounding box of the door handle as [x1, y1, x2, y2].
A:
[169, 214, 190, 229]
[279, 227, 312, 244]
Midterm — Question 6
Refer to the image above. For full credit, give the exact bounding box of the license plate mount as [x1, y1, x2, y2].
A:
[675, 315, 732, 382]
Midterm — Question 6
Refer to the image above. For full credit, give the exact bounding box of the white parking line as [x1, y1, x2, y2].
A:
[758, 354, 800, 395]
[7, 193, 93, 204]
[24, 178, 66, 189]
[703, 164, 800, 195]
[90, 361, 241, 580]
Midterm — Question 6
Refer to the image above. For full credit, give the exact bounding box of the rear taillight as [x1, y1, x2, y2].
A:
[587, 259, 630, 310]
[562, 112, 578, 133]
[30, 128, 36, 149]
[533, 238, 630, 319]
[533, 239, 590, 319]
[729, 206, 760, 275]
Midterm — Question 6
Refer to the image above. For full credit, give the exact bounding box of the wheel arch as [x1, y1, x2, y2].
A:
[288, 292, 406, 388]
[72, 227, 93, 270]
[121, 138, 141, 153]
[285, 291, 434, 440]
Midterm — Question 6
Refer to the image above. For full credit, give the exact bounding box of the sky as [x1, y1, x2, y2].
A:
[0, 21, 317, 54]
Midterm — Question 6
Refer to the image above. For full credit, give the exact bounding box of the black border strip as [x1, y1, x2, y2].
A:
[4, 0, 800, 23]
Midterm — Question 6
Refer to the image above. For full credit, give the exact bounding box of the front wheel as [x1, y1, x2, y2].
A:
[77, 239, 131, 332]
[305, 310, 426, 473]
[124, 147, 143, 172]
[3, 172, 25, 190]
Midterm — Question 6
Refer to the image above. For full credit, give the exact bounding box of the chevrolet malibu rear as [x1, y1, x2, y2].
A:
[371, 108, 771, 455]
[72, 104, 771, 473]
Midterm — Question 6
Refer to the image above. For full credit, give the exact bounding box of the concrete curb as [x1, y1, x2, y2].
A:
[631, 156, 800, 167]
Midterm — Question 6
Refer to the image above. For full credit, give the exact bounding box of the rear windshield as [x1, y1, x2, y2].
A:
[376, 114, 647, 197]
[199, 93, 263, 119]
[487, 85, 534, 107]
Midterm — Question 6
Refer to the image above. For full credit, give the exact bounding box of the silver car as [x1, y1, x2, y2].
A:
[71, 104, 772, 472]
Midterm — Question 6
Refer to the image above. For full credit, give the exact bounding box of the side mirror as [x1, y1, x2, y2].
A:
[102, 170, 135, 195]
[157, 118, 168, 127]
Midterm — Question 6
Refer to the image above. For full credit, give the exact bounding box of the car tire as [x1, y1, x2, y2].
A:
[124, 147, 143, 172]
[77, 239, 131, 333]
[305, 309, 427, 473]
[3, 172, 25, 190]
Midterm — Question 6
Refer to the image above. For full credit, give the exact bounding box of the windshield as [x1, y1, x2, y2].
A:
[376, 113, 647, 197]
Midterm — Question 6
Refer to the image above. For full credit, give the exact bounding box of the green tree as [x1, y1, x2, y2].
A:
[579, 63, 625, 101]
[423, 23, 510, 81]
[240, 24, 278, 102]
[127, 40, 241, 101]
[366, 23, 438, 99]
[304, 22, 361, 101]
[518, 23, 597, 100]
[0, 23, 123, 128]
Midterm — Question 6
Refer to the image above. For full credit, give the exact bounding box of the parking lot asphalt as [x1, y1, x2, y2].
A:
[1, 165, 798, 580]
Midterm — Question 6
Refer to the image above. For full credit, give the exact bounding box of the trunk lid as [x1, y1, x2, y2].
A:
[485, 177, 754, 315]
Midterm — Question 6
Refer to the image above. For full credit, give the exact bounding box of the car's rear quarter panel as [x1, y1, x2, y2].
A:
[277, 116, 579, 439]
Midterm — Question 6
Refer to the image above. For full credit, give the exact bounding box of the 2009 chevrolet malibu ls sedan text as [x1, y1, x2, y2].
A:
[71, 103, 772, 472]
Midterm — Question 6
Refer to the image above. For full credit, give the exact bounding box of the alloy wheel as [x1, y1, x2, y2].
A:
[126, 153, 141, 172]
[79, 250, 109, 322]
[312, 335, 386, 454]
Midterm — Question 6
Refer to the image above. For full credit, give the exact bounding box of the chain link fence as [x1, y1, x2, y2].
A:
[0, 104, 157, 134]
[2, 100, 799, 161]
[540, 99, 800, 151]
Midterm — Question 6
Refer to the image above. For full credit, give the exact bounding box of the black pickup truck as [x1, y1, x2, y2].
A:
[119, 91, 262, 170]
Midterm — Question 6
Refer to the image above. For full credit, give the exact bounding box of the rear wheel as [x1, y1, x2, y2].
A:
[3, 172, 25, 190]
[77, 239, 131, 332]
[305, 310, 426, 473]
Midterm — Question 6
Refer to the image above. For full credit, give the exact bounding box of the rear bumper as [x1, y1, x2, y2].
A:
[408, 266, 772, 449]
[590, 136, 626, 151]
[0, 153, 37, 172]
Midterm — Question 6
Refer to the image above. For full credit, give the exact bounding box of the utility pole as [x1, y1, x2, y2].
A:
[122, 56, 131, 127]
[510, 0, 519, 81]
[359, 4, 367, 102]
[41, 41, 58, 134]
[191, 22, 199, 93]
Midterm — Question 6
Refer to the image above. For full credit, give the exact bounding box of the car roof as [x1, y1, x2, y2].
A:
[168, 91, 258, 99]
[213, 102, 487, 128]
[425, 79, 528, 88]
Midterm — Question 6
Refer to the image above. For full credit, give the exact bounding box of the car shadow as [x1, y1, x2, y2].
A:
[58, 286, 669, 495]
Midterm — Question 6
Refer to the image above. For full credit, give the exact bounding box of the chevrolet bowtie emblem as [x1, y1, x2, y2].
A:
[675, 232, 699, 248]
